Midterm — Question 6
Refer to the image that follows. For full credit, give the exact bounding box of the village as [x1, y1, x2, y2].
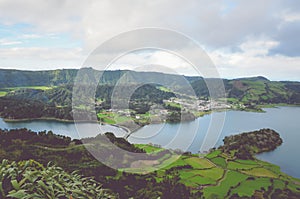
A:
[99, 97, 234, 128]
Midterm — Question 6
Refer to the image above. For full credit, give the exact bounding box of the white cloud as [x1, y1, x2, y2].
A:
[0, 0, 286, 50]
[0, 47, 84, 70]
[239, 38, 279, 57]
[209, 38, 300, 81]
[281, 11, 300, 22]
[20, 34, 42, 39]
[108, 51, 192, 75]
[0, 39, 22, 46]
[0, 47, 82, 59]
[0, 0, 299, 80]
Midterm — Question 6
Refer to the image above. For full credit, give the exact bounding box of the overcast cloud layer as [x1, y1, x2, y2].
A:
[0, 0, 299, 80]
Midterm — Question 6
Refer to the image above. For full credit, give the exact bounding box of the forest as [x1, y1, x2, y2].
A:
[220, 129, 283, 160]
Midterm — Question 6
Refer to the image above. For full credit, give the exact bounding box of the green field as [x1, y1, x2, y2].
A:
[157, 86, 172, 92]
[0, 91, 7, 96]
[1, 134, 297, 198]
[203, 171, 249, 198]
[97, 111, 132, 124]
[6, 86, 55, 90]
[0, 86, 55, 97]
[134, 144, 163, 154]
[181, 174, 216, 186]
[164, 101, 182, 109]
[227, 160, 259, 170]
[231, 177, 272, 197]
[241, 167, 278, 178]
[184, 157, 214, 169]
[7, 134, 285, 198]
[205, 149, 222, 159]
[210, 157, 227, 168]
[132, 145, 300, 198]
[199, 167, 224, 180]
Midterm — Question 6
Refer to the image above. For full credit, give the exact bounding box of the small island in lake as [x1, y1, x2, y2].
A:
[220, 128, 283, 160]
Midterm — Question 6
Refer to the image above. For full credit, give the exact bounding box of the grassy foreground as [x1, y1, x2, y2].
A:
[132, 144, 300, 198]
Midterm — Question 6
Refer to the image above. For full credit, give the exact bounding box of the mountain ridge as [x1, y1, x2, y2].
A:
[0, 68, 299, 105]
[1, 68, 299, 88]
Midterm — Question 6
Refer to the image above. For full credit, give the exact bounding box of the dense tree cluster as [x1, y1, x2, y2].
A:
[0, 129, 197, 198]
[166, 111, 196, 123]
[0, 97, 73, 120]
[0, 128, 72, 148]
[220, 128, 283, 160]
[0, 83, 175, 121]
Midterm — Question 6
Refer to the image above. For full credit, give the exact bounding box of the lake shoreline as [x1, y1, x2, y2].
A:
[2, 104, 300, 140]
[1, 106, 300, 178]
[2, 103, 299, 124]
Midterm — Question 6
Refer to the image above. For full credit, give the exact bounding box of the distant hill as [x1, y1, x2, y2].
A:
[0, 68, 299, 119]
[227, 78, 300, 104]
[0, 69, 78, 87]
[190, 77, 300, 104]
[0, 68, 200, 88]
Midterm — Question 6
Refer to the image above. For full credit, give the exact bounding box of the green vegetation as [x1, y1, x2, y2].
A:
[157, 86, 172, 92]
[203, 171, 249, 198]
[164, 101, 182, 109]
[6, 86, 55, 91]
[0, 128, 196, 198]
[0, 91, 7, 97]
[0, 128, 299, 198]
[210, 157, 227, 168]
[134, 144, 163, 154]
[205, 149, 222, 159]
[220, 128, 283, 160]
[0, 81, 175, 122]
[0, 159, 113, 199]
[0, 68, 300, 198]
[227, 160, 258, 170]
[193, 110, 211, 117]
[190, 76, 300, 108]
[97, 112, 118, 124]
[241, 168, 278, 178]
[97, 111, 155, 126]
[166, 111, 196, 123]
[0, 69, 299, 122]
[183, 157, 214, 169]
[230, 177, 271, 197]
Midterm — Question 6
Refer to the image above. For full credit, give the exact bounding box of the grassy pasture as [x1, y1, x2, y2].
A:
[241, 167, 278, 178]
[231, 177, 272, 197]
[203, 171, 249, 198]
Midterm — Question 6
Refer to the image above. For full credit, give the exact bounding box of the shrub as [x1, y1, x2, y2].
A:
[0, 159, 115, 199]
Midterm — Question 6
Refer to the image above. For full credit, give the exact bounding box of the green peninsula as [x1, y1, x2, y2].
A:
[0, 128, 299, 198]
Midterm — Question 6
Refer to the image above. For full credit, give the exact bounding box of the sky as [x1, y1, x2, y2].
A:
[0, 0, 299, 81]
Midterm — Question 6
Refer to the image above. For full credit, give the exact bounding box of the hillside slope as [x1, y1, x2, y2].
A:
[0, 69, 299, 121]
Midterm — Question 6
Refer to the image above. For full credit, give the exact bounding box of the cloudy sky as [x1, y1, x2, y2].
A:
[0, 0, 299, 80]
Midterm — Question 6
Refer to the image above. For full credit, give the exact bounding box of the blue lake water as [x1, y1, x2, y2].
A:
[0, 106, 299, 178]
[0, 120, 126, 138]
[129, 106, 300, 178]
